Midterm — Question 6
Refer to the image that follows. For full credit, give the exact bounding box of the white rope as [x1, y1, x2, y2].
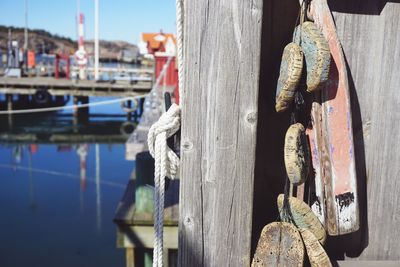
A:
[148, 1, 184, 266]
[0, 95, 147, 115]
[147, 104, 181, 267]
[176, 0, 184, 104]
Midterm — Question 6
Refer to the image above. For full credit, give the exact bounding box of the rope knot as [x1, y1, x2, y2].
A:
[148, 103, 181, 267]
[148, 103, 181, 180]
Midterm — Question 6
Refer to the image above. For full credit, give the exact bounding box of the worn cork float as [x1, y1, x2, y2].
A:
[299, 228, 332, 267]
[275, 42, 304, 112]
[252, 222, 304, 267]
[305, 0, 360, 236]
[298, 21, 331, 92]
[284, 123, 311, 185]
[278, 194, 326, 245]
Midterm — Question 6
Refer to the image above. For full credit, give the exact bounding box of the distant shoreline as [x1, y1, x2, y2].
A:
[0, 25, 139, 62]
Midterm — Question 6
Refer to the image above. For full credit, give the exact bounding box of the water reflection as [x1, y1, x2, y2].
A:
[0, 112, 135, 267]
[0, 113, 138, 144]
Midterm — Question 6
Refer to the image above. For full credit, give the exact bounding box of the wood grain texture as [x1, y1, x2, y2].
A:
[117, 225, 178, 249]
[179, 0, 264, 266]
[327, 0, 400, 260]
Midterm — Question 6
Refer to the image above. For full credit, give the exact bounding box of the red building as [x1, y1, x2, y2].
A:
[140, 31, 176, 55]
[139, 31, 180, 103]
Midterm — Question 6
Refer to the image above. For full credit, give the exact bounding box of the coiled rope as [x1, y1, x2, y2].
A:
[147, 104, 181, 267]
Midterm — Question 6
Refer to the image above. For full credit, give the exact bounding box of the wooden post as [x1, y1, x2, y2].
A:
[144, 249, 153, 267]
[6, 94, 13, 128]
[73, 96, 79, 132]
[79, 96, 89, 119]
[179, 0, 264, 266]
[126, 248, 135, 267]
[6, 94, 13, 111]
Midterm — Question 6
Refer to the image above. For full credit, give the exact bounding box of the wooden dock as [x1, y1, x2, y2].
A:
[0, 116, 138, 144]
[0, 132, 127, 144]
[70, 66, 154, 75]
[114, 170, 179, 267]
[0, 77, 152, 97]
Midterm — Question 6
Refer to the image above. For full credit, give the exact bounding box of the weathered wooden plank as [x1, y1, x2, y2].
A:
[117, 225, 178, 249]
[328, 1, 400, 260]
[307, 97, 326, 226]
[179, 0, 264, 266]
[311, 0, 360, 235]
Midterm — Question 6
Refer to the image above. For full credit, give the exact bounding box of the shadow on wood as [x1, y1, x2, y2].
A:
[252, 0, 299, 258]
[329, 0, 400, 15]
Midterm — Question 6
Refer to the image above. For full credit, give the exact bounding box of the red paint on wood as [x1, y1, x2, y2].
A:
[155, 55, 179, 103]
[309, 0, 359, 235]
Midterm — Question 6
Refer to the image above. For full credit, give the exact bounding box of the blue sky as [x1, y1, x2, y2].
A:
[0, 0, 176, 44]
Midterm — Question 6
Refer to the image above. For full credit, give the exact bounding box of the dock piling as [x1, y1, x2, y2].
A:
[6, 94, 13, 127]
[179, 0, 264, 266]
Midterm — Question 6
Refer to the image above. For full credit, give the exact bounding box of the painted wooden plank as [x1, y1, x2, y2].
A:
[179, 0, 264, 266]
[310, 0, 359, 235]
[307, 97, 326, 226]
[329, 1, 400, 260]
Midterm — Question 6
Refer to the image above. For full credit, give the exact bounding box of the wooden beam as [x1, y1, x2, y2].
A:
[117, 225, 178, 249]
[0, 77, 153, 98]
[179, 0, 264, 266]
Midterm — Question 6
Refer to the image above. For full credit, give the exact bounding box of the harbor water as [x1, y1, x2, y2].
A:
[0, 97, 138, 267]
